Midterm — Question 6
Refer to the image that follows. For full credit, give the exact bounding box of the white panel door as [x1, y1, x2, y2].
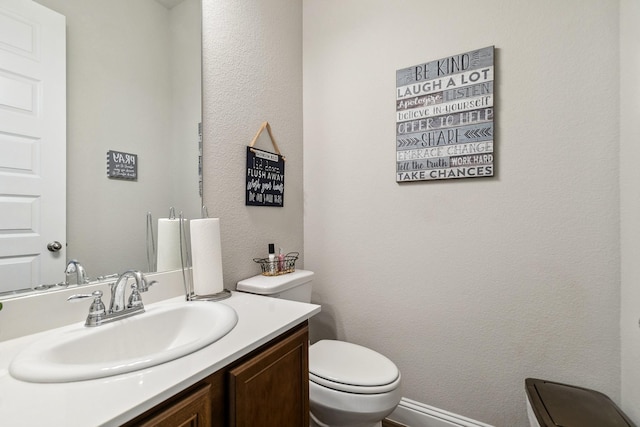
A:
[0, 0, 66, 292]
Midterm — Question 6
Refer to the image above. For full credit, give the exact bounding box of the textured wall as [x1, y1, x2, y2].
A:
[620, 0, 640, 422]
[201, 0, 303, 289]
[303, 1, 620, 425]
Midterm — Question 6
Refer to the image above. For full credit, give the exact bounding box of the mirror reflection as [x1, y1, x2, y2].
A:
[0, 0, 202, 297]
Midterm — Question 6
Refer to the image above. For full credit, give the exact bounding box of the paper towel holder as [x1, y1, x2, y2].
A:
[146, 212, 156, 272]
[179, 211, 231, 302]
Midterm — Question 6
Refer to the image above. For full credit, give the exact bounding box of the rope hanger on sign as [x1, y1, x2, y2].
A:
[248, 121, 285, 161]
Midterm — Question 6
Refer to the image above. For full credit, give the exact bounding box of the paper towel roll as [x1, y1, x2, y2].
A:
[156, 218, 186, 272]
[190, 218, 224, 295]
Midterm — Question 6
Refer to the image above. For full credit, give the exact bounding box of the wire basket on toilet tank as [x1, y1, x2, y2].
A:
[253, 252, 299, 276]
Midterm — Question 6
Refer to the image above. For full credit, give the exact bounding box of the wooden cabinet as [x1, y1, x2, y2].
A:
[134, 384, 211, 427]
[229, 323, 309, 426]
[124, 321, 309, 427]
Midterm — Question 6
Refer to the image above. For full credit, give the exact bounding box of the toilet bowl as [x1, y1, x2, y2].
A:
[309, 339, 402, 427]
[237, 270, 402, 427]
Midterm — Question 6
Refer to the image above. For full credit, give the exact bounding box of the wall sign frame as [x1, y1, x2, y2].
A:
[245, 122, 285, 207]
[107, 150, 138, 180]
[396, 46, 494, 182]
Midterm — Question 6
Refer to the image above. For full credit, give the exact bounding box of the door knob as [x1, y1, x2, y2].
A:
[47, 241, 63, 252]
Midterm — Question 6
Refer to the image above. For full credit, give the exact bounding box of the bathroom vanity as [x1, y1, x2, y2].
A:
[0, 291, 320, 426]
[123, 322, 309, 426]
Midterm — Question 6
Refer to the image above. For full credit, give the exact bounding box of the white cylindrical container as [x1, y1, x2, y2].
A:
[190, 218, 224, 296]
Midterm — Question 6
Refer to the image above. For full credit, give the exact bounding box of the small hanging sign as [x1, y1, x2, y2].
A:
[245, 122, 285, 207]
[107, 150, 138, 180]
[395, 46, 494, 182]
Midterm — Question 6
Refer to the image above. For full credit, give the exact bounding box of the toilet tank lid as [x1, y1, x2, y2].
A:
[236, 269, 314, 295]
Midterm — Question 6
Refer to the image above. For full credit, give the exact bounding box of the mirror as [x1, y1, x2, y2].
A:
[0, 0, 202, 297]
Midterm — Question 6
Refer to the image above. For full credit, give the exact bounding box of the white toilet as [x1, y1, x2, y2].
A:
[237, 270, 402, 427]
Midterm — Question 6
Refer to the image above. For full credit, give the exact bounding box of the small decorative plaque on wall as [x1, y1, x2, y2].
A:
[107, 150, 138, 180]
[395, 46, 494, 182]
[245, 122, 286, 207]
[246, 146, 285, 207]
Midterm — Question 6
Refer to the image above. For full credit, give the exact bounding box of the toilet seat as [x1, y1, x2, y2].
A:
[309, 340, 400, 394]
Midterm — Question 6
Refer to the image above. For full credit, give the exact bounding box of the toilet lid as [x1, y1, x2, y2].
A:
[309, 340, 400, 394]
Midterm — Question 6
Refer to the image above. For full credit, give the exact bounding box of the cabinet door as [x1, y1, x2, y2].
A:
[132, 383, 212, 427]
[229, 324, 309, 427]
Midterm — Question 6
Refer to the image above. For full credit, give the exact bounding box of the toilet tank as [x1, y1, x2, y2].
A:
[236, 270, 314, 303]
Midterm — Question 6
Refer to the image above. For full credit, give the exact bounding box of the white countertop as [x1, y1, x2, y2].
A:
[0, 292, 320, 427]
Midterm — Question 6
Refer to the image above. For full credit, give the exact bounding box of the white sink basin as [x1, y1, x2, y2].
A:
[9, 301, 238, 383]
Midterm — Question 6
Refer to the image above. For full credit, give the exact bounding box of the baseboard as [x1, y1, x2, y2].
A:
[387, 398, 495, 427]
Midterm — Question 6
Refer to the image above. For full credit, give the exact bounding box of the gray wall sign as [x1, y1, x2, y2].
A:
[107, 150, 138, 180]
[396, 46, 495, 182]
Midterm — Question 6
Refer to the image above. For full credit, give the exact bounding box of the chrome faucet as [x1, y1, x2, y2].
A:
[110, 270, 155, 313]
[67, 269, 156, 327]
[65, 259, 89, 285]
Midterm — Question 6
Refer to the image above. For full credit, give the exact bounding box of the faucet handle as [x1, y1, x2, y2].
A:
[67, 290, 102, 302]
[96, 273, 118, 282]
[142, 279, 157, 292]
[136, 272, 156, 293]
[127, 277, 158, 308]
[67, 290, 106, 327]
[128, 284, 144, 309]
